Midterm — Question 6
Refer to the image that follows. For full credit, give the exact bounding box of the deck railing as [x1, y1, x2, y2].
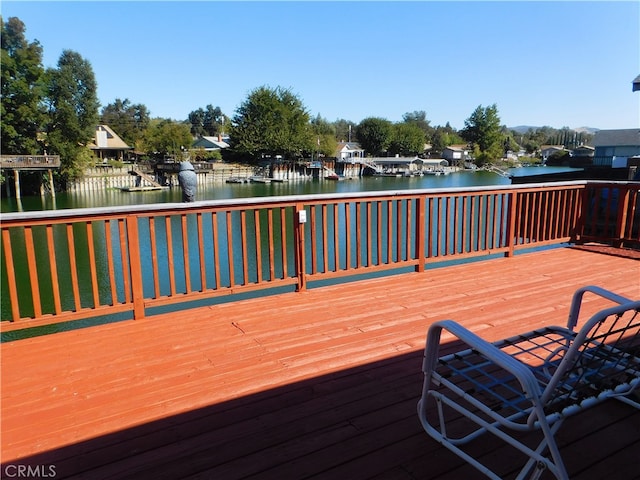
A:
[0, 155, 61, 169]
[1, 181, 638, 331]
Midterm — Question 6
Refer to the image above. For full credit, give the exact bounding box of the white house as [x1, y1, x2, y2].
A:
[442, 145, 469, 163]
[540, 145, 567, 163]
[336, 142, 364, 162]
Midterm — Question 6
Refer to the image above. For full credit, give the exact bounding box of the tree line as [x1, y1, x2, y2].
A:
[2, 16, 593, 192]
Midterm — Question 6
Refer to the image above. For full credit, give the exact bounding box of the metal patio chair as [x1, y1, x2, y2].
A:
[417, 286, 640, 480]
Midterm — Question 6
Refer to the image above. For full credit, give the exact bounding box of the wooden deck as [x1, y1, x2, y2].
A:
[2, 246, 639, 479]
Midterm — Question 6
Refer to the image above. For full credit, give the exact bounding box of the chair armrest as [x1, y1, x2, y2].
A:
[422, 320, 542, 401]
[567, 285, 634, 330]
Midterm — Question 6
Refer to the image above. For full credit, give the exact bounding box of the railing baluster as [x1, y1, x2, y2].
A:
[355, 202, 362, 269]
[67, 223, 82, 311]
[240, 211, 248, 285]
[268, 209, 276, 281]
[212, 211, 221, 289]
[46, 225, 62, 314]
[387, 200, 393, 263]
[24, 227, 42, 318]
[126, 216, 145, 319]
[85, 222, 100, 308]
[322, 204, 329, 274]
[197, 212, 206, 292]
[280, 207, 289, 279]
[254, 209, 263, 283]
[165, 216, 176, 296]
[345, 202, 352, 270]
[227, 211, 235, 288]
[181, 214, 191, 293]
[149, 217, 160, 299]
[377, 201, 383, 265]
[310, 205, 318, 275]
[366, 201, 372, 268]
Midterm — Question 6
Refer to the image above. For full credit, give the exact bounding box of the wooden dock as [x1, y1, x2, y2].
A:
[2, 245, 639, 479]
[120, 185, 168, 192]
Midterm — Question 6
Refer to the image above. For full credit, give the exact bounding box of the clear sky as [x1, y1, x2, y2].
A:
[3, 1, 639, 130]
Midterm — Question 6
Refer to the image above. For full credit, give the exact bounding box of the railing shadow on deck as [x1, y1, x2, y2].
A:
[2, 181, 639, 334]
[2, 344, 638, 480]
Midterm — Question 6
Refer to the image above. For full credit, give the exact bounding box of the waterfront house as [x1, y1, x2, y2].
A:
[336, 142, 365, 162]
[192, 135, 230, 152]
[571, 145, 595, 157]
[442, 145, 470, 165]
[88, 125, 132, 161]
[592, 128, 640, 168]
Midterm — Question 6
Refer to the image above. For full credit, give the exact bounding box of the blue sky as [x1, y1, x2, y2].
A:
[3, 1, 639, 130]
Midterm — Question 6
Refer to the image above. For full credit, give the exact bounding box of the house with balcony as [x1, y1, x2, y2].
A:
[335, 142, 365, 162]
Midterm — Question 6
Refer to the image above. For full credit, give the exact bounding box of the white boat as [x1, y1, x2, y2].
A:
[250, 176, 271, 184]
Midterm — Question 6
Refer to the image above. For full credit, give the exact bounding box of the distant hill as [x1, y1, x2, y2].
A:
[509, 125, 599, 134]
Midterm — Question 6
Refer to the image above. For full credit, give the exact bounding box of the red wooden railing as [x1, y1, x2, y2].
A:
[1, 181, 638, 332]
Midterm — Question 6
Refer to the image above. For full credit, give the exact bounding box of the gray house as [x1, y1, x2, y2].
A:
[592, 129, 640, 167]
[192, 135, 230, 152]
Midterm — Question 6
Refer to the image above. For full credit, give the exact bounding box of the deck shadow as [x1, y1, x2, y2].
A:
[3, 343, 638, 480]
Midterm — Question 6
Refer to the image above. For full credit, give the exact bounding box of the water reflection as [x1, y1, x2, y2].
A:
[1, 170, 516, 213]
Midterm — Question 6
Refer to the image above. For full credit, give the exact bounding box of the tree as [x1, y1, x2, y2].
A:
[333, 118, 357, 143]
[230, 86, 312, 161]
[100, 98, 150, 148]
[44, 49, 99, 184]
[310, 114, 338, 158]
[188, 104, 227, 137]
[356, 117, 393, 157]
[389, 122, 426, 156]
[460, 104, 503, 165]
[402, 110, 433, 142]
[142, 119, 193, 159]
[431, 124, 466, 154]
[1, 16, 46, 154]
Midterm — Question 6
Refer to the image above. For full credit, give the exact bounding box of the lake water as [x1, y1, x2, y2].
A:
[1, 167, 580, 213]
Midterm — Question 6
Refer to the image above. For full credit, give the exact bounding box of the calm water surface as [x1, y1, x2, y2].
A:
[2, 167, 585, 213]
[1, 169, 549, 213]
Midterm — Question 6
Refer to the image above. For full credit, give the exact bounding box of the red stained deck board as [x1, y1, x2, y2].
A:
[1, 246, 639, 479]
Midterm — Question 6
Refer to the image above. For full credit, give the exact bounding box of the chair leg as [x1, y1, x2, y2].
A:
[515, 420, 566, 480]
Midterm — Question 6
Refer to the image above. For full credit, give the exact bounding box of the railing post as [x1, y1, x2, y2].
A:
[415, 196, 426, 272]
[294, 203, 307, 291]
[614, 186, 631, 248]
[505, 190, 517, 257]
[126, 215, 146, 319]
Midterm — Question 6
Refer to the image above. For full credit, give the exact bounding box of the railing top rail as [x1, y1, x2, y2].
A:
[0, 155, 61, 168]
[0, 179, 633, 224]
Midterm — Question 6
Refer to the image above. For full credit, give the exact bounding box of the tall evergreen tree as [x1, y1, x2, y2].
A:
[44, 49, 99, 184]
[1, 16, 46, 154]
[461, 104, 503, 164]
